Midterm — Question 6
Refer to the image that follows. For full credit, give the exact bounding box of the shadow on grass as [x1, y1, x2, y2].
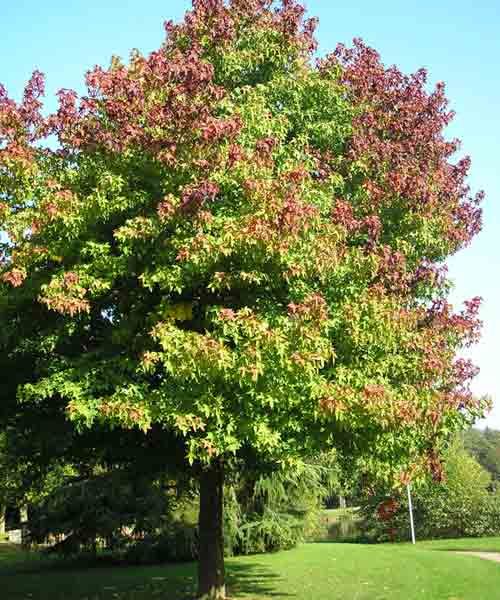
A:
[227, 561, 295, 598]
[0, 545, 295, 599]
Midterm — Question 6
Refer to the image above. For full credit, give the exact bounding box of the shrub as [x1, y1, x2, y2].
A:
[29, 470, 173, 554]
[123, 520, 198, 564]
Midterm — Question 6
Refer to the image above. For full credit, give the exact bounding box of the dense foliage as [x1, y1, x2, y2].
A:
[29, 470, 181, 555]
[225, 457, 336, 555]
[0, 1, 486, 596]
[362, 440, 500, 542]
[25, 458, 330, 559]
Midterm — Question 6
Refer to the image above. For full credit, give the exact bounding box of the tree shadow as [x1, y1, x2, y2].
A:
[227, 561, 296, 598]
[0, 546, 295, 599]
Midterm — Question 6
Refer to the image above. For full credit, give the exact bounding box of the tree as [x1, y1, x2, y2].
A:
[0, 1, 487, 597]
[362, 439, 497, 541]
[225, 452, 339, 556]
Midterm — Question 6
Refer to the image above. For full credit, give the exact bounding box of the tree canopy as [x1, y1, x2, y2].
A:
[0, 1, 487, 597]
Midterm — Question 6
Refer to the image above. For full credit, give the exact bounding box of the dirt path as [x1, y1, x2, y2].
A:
[455, 551, 500, 563]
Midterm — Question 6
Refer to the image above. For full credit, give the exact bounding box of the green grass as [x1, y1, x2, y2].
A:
[420, 536, 500, 552]
[2, 539, 500, 599]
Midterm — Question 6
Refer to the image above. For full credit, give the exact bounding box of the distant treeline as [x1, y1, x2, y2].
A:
[463, 427, 500, 484]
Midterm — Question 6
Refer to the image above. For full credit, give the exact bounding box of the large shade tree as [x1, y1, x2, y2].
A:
[0, 1, 487, 597]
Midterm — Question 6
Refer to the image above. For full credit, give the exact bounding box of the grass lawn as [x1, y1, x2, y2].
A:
[2, 538, 500, 599]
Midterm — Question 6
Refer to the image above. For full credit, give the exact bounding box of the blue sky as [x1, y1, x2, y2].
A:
[1, 1, 498, 425]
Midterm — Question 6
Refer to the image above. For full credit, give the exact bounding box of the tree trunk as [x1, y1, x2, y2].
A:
[0, 506, 5, 535]
[197, 460, 225, 600]
[20, 505, 28, 524]
[339, 495, 346, 509]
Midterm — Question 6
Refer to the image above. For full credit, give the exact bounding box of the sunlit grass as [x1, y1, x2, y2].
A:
[2, 539, 500, 599]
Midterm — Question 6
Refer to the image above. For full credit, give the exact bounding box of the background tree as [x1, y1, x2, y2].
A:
[463, 426, 500, 484]
[362, 438, 499, 541]
[0, 1, 487, 597]
[225, 452, 339, 556]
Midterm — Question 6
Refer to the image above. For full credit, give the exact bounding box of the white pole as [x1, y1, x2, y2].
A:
[407, 484, 416, 544]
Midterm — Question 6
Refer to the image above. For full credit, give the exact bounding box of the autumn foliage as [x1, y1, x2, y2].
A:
[0, 0, 486, 478]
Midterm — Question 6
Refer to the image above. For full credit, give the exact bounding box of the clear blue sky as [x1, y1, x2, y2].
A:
[1, 1, 498, 426]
